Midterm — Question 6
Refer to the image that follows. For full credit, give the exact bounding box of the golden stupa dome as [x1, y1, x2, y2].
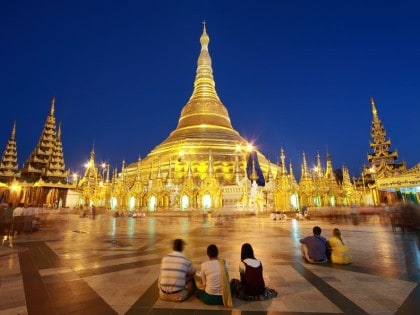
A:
[126, 24, 273, 183]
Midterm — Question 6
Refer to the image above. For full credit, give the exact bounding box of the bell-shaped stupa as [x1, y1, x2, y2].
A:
[125, 24, 273, 184]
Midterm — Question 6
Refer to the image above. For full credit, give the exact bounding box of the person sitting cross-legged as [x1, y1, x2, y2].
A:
[158, 239, 196, 302]
[300, 226, 328, 263]
[196, 244, 232, 307]
[328, 228, 352, 264]
[230, 243, 278, 301]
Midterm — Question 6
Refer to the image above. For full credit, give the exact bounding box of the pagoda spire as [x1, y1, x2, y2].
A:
[315, 152, 323, 179]
[280, 148, 287, 175]
[46, 122, 69, 180]
[136, 156, 141, 181]
[0, 121, 20, 181]
[186, 157, 193, 179]
[289, 161, 297, 186]
[325, 153, 335, 182]
[301, 152, 310, 179]
[365, 97, 406, 179]
[370, 97, 378, 119]
[174, 23, 234, 131]
[20, 97, 60, 179]
[50, 97, 55, 116]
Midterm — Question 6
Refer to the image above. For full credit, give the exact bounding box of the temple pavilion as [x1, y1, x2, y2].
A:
[0, 98, 72, 207]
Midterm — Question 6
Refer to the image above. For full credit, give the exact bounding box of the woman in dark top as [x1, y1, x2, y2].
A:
[239, 243, 265, 295]
[231, 243, 278, 301]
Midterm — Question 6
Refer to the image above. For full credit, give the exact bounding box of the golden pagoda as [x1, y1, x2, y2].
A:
[355, 97, 420, 206]
[0, 121, 20, 182]
[122, 24, 276, 211]
[76, 24, 375, 213]
[0, 98, 73, 207]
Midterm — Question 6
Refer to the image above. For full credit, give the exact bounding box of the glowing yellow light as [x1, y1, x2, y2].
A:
[11, 183, 20, 191]
[246, 143, 254, 152]
[235, 144, 241, 152]
[84, 161, 90, 168]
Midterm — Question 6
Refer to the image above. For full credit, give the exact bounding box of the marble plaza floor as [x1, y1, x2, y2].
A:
[0, 211, 419, 315]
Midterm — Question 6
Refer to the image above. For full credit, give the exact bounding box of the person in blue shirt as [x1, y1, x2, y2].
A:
[300, 226, 328, 263]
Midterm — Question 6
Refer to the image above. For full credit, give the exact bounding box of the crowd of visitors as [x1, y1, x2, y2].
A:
[0, 202, 42, 241]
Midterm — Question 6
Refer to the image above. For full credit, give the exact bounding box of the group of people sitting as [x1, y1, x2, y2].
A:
[300, 226, 352, 264]
[158, 227, 351, 307]
[158, 239, 278, 307]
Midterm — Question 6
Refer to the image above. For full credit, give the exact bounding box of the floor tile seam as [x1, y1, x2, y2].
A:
[70, 249, 167, 263]
[0, 271, 24, 280]
[292, 262, 369, 315]
[47, 257, 163, 278]
[38, 255, 163, 274]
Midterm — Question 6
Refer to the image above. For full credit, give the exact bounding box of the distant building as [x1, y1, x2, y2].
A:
[357, 98, 419, 205]
[0, 98, 73, 207]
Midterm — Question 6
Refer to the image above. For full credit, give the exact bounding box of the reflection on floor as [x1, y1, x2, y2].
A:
[1, 212, 419, 315]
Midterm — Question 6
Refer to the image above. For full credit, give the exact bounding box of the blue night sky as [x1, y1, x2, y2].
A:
[1, 1, 419, 179]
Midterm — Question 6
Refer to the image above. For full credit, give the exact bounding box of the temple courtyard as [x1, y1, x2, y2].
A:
[0, 210, 419, 315]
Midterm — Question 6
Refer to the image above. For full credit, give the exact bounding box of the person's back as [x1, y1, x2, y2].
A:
[159, 239, 195, 302]
[300, 226, 328, 263]
[328, 228, 351, 264]
[197, 244, 230, 306]
[231, 243, 277, 301]
[201, 259, 222, 295]
[241, 258, 265, 296]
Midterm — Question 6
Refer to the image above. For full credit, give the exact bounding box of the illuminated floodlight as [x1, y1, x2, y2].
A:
[11, 183, 20, 191]
[246, 143, 254, 152]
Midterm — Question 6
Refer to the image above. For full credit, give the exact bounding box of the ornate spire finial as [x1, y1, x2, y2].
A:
[370, 97, 378, 118]
[50, 97, 56, 115]
[200, 21, 209, 51]
[57, 122, 62, 138]
[12, 121, 16, 138]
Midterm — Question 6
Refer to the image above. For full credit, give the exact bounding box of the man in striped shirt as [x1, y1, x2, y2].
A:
[158, 239, 196, 301]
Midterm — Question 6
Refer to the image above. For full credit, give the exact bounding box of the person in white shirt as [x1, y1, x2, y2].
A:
[197, 244, 226, 305]
[12, 203, 25, 235]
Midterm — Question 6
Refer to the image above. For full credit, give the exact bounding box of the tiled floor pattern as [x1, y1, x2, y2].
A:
[0, 213, 419, 314]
